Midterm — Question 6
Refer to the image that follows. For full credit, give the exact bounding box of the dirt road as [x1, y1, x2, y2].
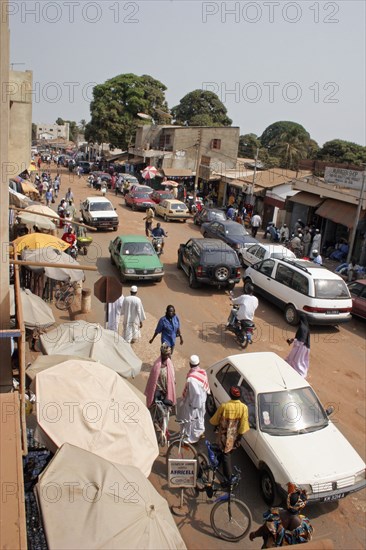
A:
[48, 168, 366, 549]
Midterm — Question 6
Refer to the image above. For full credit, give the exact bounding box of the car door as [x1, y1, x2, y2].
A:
[157, 200, 167, 217]
[244, 244, 262, 266]
[113, 238, 123, 268]
[250, 259, 275, 299]
[181, 240, 193, 273]
[349, 282, 366, 317]
[211, 363, 241, 407]
[239, 378, 259, 463]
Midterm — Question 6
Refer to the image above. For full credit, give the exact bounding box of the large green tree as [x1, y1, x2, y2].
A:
[317, 139, 366, 165]
[238, 133, 261, 158]
[171, 90, 232, 126]
[85, 74, 168, 149]
[260, 121, 311, 170]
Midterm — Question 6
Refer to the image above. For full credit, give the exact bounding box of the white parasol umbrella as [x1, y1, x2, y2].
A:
[30, 361, 158, 476]
[141, 165, 158, 180]
[9, 187, 34, 209]
[22, 247, 84, 282]
[35, 443, 186, 550]
[10, 285, 55, 329]
[20, 205, 59, 231]
[39, 321, 142, 378]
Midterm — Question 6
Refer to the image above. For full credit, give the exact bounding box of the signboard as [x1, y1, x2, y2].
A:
[168, 459, 197, 488]
[324, 167, 364, 190]
[94, 276, 123, 303]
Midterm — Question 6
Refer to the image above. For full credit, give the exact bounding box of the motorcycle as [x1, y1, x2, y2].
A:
[152, 236, 164, 256]
[69, 242, 78, 260]
[225, 302, 255, 350]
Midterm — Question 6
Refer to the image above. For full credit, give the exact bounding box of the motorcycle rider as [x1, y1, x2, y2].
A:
[151, 222, 168, 253]
[227, 284, 258, 338]
[61, 226, 77, 256]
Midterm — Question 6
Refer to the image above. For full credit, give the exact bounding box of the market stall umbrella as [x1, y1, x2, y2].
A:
[10, 285, 55, 329]
[27, 162, 37, 172]
[9, 187, 33, 209]
[20, 205, 59, 231]
[30, 360, 158, 476]
[20, 181, 40, 198]
[35, 443, 186, 550]
[12, 233, 70, 254]
[21, 247, 84, 282]
[39, 321, 142, 378]
[141, 165, 158, 180]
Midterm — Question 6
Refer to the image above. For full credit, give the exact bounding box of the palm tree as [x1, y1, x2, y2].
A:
[270, 127, 309, 169]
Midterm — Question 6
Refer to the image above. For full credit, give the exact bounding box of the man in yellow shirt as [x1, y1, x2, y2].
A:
[210, 386, 249, 481]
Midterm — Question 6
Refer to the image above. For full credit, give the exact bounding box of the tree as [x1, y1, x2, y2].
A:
[55, 117, 64, 126]
[260, 121, 311, 170]
[317, 139, 366, 165]
[79, 119, 87, 132]
[238, 133, 261, 158]
[171, 90, 232, 126]
[86, 74, 168, 149]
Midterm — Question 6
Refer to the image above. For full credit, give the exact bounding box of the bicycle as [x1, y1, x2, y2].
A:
[150, 397, 172, 447]
[54, 281, 76, 310]
[196, 440, 252, 542]
[165, 419, 198, 464]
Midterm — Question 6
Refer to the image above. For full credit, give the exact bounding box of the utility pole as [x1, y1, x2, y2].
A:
[193, 128, 203, 200]
[347, 164, 366, 263]
[247, 147, 259, 206]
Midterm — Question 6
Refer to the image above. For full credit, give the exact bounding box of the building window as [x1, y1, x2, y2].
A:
[39, 127, 42, 131]
[211, 139, 221, 150]
[159, 135, 171, 149]
[50, 128, 53, 132]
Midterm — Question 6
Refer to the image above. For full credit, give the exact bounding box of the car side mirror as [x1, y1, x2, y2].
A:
[253, 264, 259, 271]
[326, 405, 335, 416]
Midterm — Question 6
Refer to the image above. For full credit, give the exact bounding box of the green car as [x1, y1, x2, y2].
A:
[109, 235, 164, 282]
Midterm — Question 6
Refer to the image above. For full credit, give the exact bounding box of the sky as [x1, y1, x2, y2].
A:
[8, 0, 366, 147]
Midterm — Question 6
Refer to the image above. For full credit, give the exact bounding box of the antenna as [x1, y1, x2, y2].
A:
[275, 359, 288, 390]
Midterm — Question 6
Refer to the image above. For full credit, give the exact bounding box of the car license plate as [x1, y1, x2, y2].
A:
[322, 493, 345, 502]
[326, 310, 339, 314]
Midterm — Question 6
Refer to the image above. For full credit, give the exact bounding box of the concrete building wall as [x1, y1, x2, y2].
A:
[8, 70, 33, 176]
[35, 122, 70, 141]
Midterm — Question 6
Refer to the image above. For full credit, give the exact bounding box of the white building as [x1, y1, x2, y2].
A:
[36, 122, 69, 141]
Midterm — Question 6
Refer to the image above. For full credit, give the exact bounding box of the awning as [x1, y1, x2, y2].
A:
[162, 168, 193, 177]
[315, 199, 366, 229]
[290, 192, 324, 207]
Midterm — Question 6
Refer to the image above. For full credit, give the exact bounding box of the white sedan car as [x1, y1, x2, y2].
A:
[206, 352, 366, 505]
[240, 243, 296, 267]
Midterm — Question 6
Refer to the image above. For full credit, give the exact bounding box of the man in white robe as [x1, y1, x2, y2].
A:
[180, 355, 210, 443]
[121, 286, 146, 343]
[106, 293, 124, 333]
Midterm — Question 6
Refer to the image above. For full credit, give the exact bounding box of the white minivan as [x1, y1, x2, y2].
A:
[80, 197, 119, 231]
[243, 258, 352, 325]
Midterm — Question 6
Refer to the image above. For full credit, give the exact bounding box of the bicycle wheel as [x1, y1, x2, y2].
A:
[210, 497, 252, 542]
[166, 439, 197, 466]
[196, 453, 210, 491]
[55, 290, 75, 311]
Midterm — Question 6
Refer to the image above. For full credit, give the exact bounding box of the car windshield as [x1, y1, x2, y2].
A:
[203, 250, 238, 264]
[272, 251, 295, 259]
[258, 387, 328, 435]
[122, 242, 155, 256]
[90, 202, 114, 212]
[133, 193, 151, 199]
[314, 279, 350, 299]
[226, 225, 249, 236]
[170, 203, 187, 210]
[210, 212, 226, 221]
[159, 193, 173, 199]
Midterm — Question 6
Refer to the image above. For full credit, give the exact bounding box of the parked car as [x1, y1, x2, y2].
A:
[193, 207, 226, 226]
[150, 190, 174, 204]
[177, 238, 241, 289]
[240, 243, 296, 267]
[201, 220, 258, 254]
[125, 192, 156, 211]
[347, 279, 366, 319]
[109, 235, 164, 282]
[80, 197, 119, 231]
[155, 199, 190, 222]
[76, 161, 92, 174]
[90, 172, 112, 189]
[206, 352, 366, 505]
[243, 257, 352, 325]
[129, 184, 153, 194]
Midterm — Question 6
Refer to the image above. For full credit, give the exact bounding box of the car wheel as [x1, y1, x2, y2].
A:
[164, 214, 169, 222]
[113, 226, 117, 231]
[110, 254, 115, 266]
[203, 232, 208, 238]
[132, 204, 136, 211]
[285, 304, 299, 325]
[260, 468, 277, 506]
[243, 278, 253, 294]
[183, 219, 186, 223]
[177, 253, 183, 270]
[189, 269, 199, 289]
[206, 394, 217, 417]
[156, 278, 162, 283]
[214, 265, 230, 283]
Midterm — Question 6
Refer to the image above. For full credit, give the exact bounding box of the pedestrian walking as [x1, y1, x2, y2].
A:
[143, 207, 155, 237]
[302, 227, 312, 256]
[45, 187, 53, 207]
[106, 292, 124, 333]
[279, 223, 289, 242]
[209, 385, 249, 481]
[53, 177, 60, 198]
[149, 305, 183, 354]
[65, 187, 74, 203]
[251, 212, 262, 238]
[285, 313, 310, 378]
[179, 355, 210, 443]
[121, 286, 146, 343]
[144, 343, 176, 409]
[310, 228, 322, 256]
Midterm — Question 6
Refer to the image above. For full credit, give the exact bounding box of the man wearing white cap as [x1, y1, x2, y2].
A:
[179, 355, 210, 443]
[121, 286, 146, 343]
